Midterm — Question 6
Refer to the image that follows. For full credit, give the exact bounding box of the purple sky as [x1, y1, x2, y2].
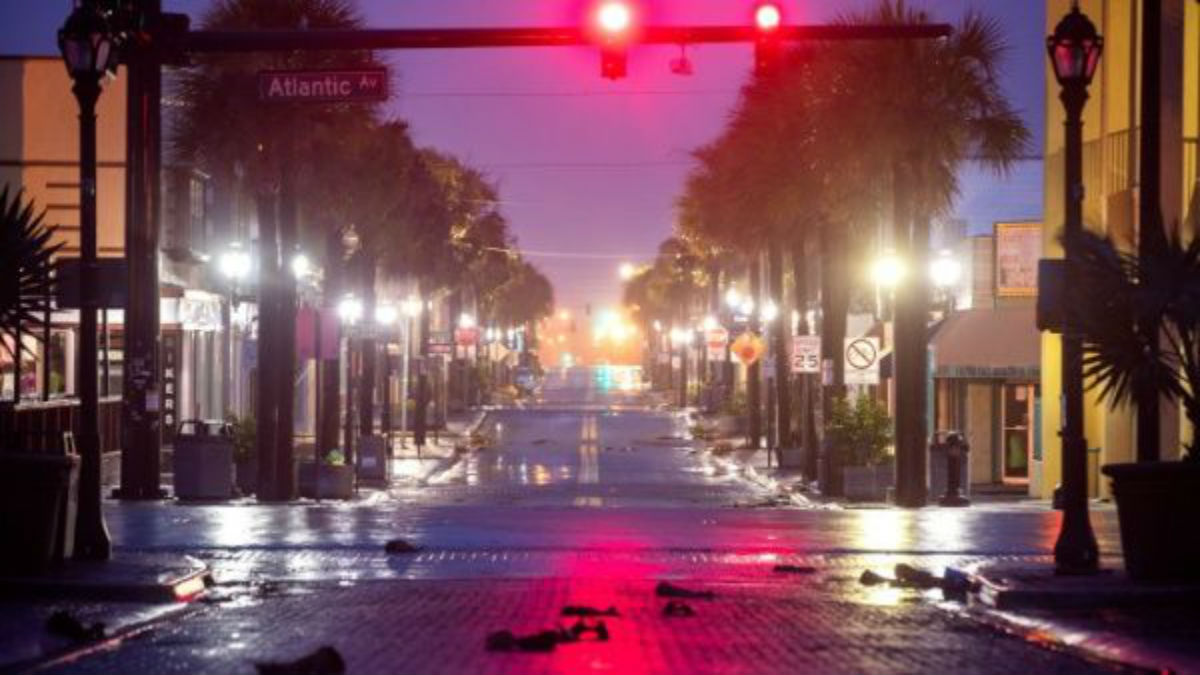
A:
[2, 1, 1044, 315]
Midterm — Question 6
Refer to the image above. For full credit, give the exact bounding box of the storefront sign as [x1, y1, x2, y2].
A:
[996, 221, 1042, 297]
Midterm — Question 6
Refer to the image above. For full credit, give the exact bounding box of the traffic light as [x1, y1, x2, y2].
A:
[754, 2, 784, 76]
[593, 1, 634, 80]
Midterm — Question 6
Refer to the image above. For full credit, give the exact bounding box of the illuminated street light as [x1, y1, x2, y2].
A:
[218, 245, 252, 281]
[760, 300, 779, 323]
[291, 252, 313, 280]
[872, 253, 907, 288]
[618, 262, 637, 280]
[338, 295, 363, 325]
[702, 315, 719, 331]
[401, 295, 423, 318]
[669, 327, 689, 346]
[724, 287, 742, 309]
[374, 304, 398, 326]
[458, 313, 477, 329]
[558, 309, 571, 321]
[929, 251, 963, 289]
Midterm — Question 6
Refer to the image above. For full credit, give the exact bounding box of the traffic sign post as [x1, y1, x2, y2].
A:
[791, 335, 820, 374]
[843, 337, 880, 386]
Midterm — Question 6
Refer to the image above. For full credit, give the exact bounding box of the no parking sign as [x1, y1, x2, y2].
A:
[844, 337, 880, 385]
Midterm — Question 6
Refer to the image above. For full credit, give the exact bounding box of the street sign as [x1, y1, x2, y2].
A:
[844, 337, 881, 385]
[55, 258, 127, 309]
[791, 335, 820, 374]
[731, 332, 765, 366]
[705, 326, 729, 348]
[258, 68, 388, 103]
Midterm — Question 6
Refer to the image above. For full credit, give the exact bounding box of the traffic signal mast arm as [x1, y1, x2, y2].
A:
[180, 24, 951, 54]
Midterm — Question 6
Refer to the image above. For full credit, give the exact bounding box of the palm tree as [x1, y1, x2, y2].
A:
[819, 2, 1029, 502]
[0, 188, 60, 402]
[172, 0, 382, 500]
[1073, 230, 1200, 462]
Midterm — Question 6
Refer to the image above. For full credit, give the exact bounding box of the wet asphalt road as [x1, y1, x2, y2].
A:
[40, 366, 1128, 674]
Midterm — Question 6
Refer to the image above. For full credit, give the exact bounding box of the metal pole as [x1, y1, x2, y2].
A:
[72, 72, 112, 560]
[119, 1, 164, 499]
[1136, 0, 1162, 462]
[101, 309, 109, 397]
[400, 317, 410, 449]
[223, 287, 234, 417]
[1055, 80, 1100, 574]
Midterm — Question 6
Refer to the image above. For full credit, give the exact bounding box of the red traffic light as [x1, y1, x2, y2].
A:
[755, 3, 783, 32]
[597, 1, 633, 35]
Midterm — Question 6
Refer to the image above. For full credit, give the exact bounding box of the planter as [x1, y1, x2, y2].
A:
[843, 464, 894, 502]
[235, 458, 257, 497]
[173, 421, 234, 501]
[0, 453, 79, 573]
[1102, 461, 1200, 581]
[298, 462, 354, 500]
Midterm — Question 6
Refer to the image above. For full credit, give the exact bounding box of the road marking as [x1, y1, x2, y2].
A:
[579, 414, 599, 484]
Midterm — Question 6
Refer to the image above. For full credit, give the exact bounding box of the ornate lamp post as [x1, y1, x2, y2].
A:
[59, 2, 118, 561]
[1047, 2, 1102, 575]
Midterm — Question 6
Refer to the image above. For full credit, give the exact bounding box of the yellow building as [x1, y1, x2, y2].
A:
[1038, 1, 1197, 498]
[0, 56, 126, 399]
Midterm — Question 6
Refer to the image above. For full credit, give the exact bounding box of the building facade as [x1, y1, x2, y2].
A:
[1039, 0, 1198, 498]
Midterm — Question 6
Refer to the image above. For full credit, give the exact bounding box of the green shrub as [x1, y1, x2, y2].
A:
[827, 394, 893, 467]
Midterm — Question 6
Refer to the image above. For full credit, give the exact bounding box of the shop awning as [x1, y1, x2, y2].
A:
[930, 307, 1040, 380]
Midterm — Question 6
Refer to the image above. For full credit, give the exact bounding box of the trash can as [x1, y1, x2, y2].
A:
[173, 420, 234, 501]
[356, 435, 388, 485]
[929, 431, 970, 504]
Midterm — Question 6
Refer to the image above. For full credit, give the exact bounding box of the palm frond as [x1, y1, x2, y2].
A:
[0, 186, 61, 361]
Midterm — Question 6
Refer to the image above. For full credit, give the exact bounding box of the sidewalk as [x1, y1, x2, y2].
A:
[955, 560, 1200, 675]
[0, 553, 211, 672]
[389, 408, 491, 486]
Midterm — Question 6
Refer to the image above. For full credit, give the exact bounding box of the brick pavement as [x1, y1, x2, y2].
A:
[33, 576, 1130, 675]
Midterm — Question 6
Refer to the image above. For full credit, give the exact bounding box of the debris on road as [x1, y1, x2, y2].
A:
[384, 538, 424, 554]
[562, 605, 620, 617]
[46, 610, 105, 642]
[655, 581, 715, 600]
[773, 564, 818, 575]
[254, 646, 346, 675]
[662, 600, 697, 617]
[569, 619, 610, 642]
[859, 569, 890, 586]
[531, 438, 550, 445]
[857, 565, 977, 597]
[485, 628, 564, 653]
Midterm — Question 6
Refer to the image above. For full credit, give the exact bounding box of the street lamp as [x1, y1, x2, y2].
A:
[398, 296, 422, 447]
[618, 262, 637, 281]
[59, 1, 118, 561]
[338, 295, 363, 325]
[1047, 1, 1102, 575]
[929, 251, 962, 314]
[871, 252, 907, 289]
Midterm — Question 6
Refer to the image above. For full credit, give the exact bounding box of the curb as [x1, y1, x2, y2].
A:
[0, 557, 211, 604]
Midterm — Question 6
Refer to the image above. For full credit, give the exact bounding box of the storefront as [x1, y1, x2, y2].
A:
[931, 307, 1040, 488]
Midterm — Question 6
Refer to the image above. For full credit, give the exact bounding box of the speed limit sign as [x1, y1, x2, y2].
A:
[791, 335, 820, 374]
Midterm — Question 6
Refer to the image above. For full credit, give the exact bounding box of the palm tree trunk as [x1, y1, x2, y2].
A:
[820, 224, 849, 494]
[275, 163, 297, 499]
[318, 230, 341, 467]
[747, 253, 763, 449]
[791, 237, 817, 478]
[254, 187, 279, 501]
[769, 244, 790, 455]
[893, 159, 930, 508]
[358, 255, 377, 440]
